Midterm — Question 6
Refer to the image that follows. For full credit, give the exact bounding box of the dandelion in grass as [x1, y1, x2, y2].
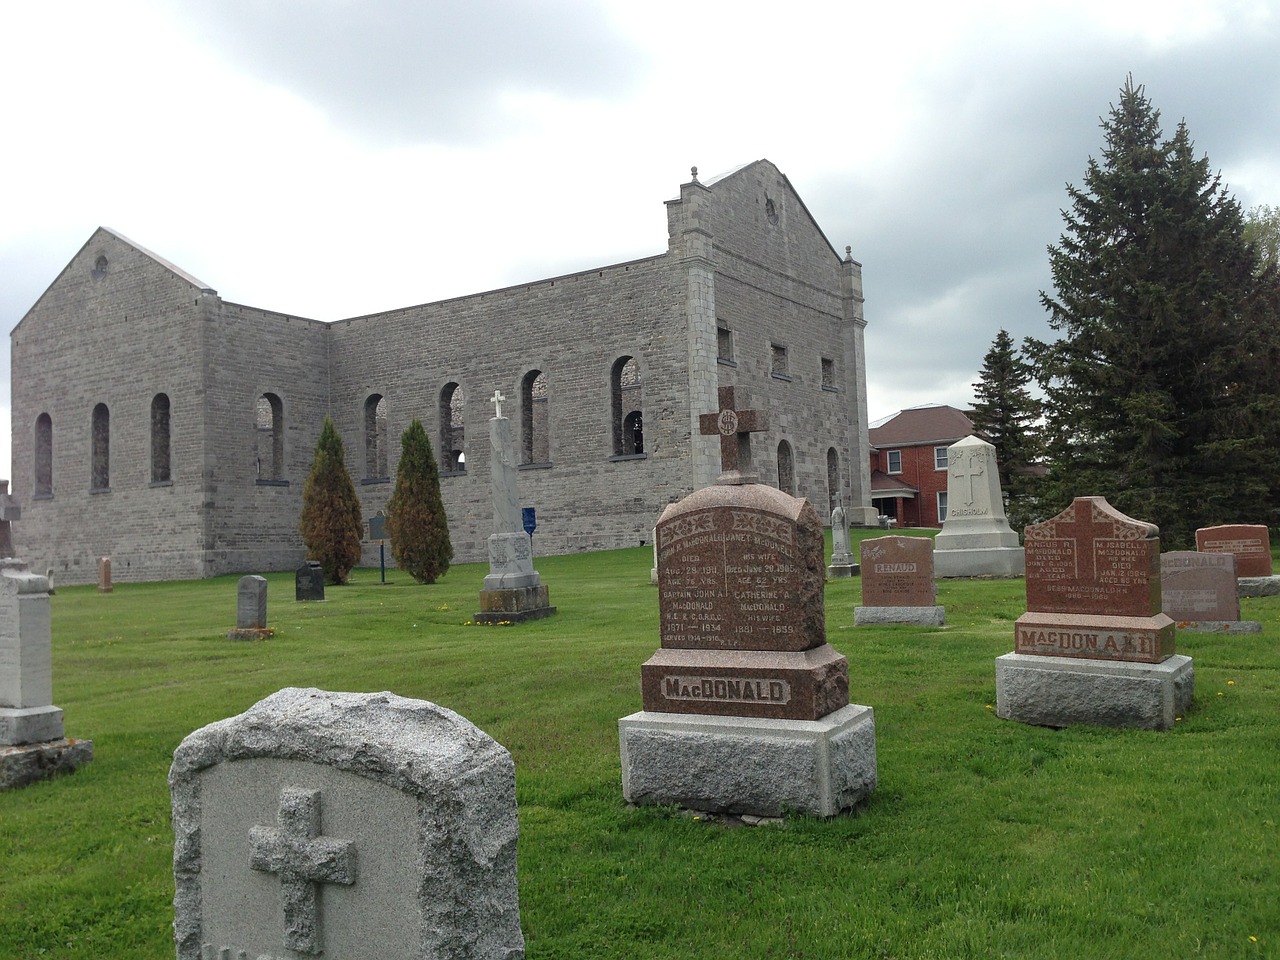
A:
[1228, 679, 1236, 686]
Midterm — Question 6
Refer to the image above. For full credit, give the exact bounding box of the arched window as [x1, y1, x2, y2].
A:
[35, 413, 53, 498]
[777, 440, 795, 496]
[826, 447, 840, 515]
[364, 394, 388, 479]
[151, 394, 172, 483]
[255, 393, 284, 481]
[521, 370, 549, 464]
[440, 383, 465, 472]
[91, 403, 110, 490]
[611, 356, 644, 456]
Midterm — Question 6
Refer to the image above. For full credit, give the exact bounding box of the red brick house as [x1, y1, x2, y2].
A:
[868, 405, 977, 528]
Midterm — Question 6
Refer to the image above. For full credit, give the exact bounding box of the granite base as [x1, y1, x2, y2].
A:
[933, 546, 1025, 578]
[1238, 576, 1280, 597]
[995, 652, 1193, 731]
[618, 704, 877, 818]
[226, 628, 274, 641]
[1174, 620, 1262, 634]
[1, 705, 65, 745]
[1, 738, 94, 791]
[855, 605, 945, 627]
[475, 584, 555, 623]
[827, 563, 859, 579]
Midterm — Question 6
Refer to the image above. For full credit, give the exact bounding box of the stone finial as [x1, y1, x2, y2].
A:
[691, 166, 699, 183]
[489, 390, 506, 419]
[845, 245, 852, 262]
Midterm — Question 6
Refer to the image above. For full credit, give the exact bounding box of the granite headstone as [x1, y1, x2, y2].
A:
[295, 560, 325, 602]
[855, 535, 944, 626]
[1161, 551, 1259, 633]
[228, 575, 271, 640]
[1195, 524, 1272, 577]
[998, 497, 1192, 729]
[170, 687, 524, 960]
[98, 556, 112, 593]
[932, 435, 1025, 577]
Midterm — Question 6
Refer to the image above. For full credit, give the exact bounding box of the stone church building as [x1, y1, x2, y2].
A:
[10, 160, 878, 584]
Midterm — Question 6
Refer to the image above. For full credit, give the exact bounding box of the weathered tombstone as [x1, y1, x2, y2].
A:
[475, 391, 555, 623]
[295, 560, 325, 602]
[1196, 523, 1280, 596]
[827, 495, 858, 578]
[170, 687, 524, 960]
[0, 559, 93, 790]
[649, 524, 659, 586]
[854, 535, 944, 626]
[933, 435, 1025, 577]
[98, 556, 113, 593]
[228, 575, 272, 640]
[0, 481, 20, 558]
[620, 386, 876, 818]
[997, 497, 1193, 730]
[1161, 551, 1260, 633]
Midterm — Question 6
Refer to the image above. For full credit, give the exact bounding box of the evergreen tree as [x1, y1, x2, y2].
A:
[386, 418, 453, 584]
[1027, 77, 1280, 547]
[970, 328, 1041, 532]
[1244, 204, 1280, 273]
[299, 417, 364, 584]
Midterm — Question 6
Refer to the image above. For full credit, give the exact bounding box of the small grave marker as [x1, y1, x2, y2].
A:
[295, 560, 325, 602]
[228, 575, 271, 640]
[1161, 551, 1259, 633]
[855, 535, 943, 626]
[98, 556, 112, 593]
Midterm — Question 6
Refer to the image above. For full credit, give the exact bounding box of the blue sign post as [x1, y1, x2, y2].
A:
[522, 507, 537, 556]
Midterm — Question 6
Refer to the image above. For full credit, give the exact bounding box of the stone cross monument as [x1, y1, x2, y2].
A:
[827, 488, 857, 578]
[475, 390, 555, 623]
[620, 386, 877, 818]
[933, 435, 1025, 577]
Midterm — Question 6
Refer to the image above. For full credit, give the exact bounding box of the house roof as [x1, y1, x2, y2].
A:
[869, 470, 918, 498]
[868, 404, 976, 449]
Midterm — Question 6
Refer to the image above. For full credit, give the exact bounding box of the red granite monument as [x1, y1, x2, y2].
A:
[620, 387, 876, 817]
[1195, 524, 1272, 578]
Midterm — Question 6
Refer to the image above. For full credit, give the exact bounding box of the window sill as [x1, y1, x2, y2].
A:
[360, 477, 391, 486]
[34, 493, 53, 501]
[255, 479, 290, 487]
[770, 373, 793, 382]
[608, 453, 648, 463]
[149, 480, 174, 488]
[518, 462, 553, 471]
[89, 486, 112, 495]
[441, 469, 467, 478]
[821, 385, 839, 393]
[716, 357, 737, 367]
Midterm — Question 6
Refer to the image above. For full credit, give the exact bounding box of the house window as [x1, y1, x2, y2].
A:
[886, 449, 902, 474]
[521, 370, 550, 464]
[935, 446, 949, 470]
[938, 491, 949, 523]
[777, 440, 795, 495]
[364, 394, 388, 480]
[770, 343, 789, 378]
[255, 393, 284, 481]
[821, 357, 835, 389]
[91, 403, 110, 491]
[151, 393, 171, 483]
[611, 357, 644, 456]
[35, 413, 53, 498]
[440, 383, 465, 472]
[716, 323, 734, 363]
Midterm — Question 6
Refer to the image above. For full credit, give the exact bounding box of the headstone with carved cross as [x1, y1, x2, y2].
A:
[170, 687, 524, 960]
[933, 435, 1024, 577]
[475, 389, 554, 623]
[997, 497, 1193, 730]
[620, 387, 876, 818]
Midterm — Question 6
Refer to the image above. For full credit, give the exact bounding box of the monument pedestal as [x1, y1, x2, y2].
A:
[996, 652, 1193, 731]
[933, 545, 1025, 578]
[855, 605, 945, 626]
[475, 584, 555, 623]
[827, 558, 859, 579]
[619, 704, 877, 818]
[1238, 575, 1280, 597]
[1175, 619, 1262, 634]
[0, 704, 64, 744]
[1, 738, 95, 792]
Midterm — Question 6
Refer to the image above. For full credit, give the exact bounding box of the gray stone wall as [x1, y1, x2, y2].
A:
[10, 161, 874, 583]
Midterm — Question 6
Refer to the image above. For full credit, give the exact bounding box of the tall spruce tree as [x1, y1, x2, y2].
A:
[1027, 77, 1280, 547]
[299, 417, 364, 584]
[386, 418, 453, 584]
[970, 328, 1041, 531]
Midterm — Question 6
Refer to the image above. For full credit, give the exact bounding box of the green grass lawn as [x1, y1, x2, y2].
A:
[2, 538, 1277, 959]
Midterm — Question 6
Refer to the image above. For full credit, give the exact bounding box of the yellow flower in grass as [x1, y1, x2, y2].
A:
[1228, 679, 1236, 686]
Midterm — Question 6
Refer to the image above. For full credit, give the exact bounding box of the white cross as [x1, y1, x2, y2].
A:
[490, 390, 506, 418]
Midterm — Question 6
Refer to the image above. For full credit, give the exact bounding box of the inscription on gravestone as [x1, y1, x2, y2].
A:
[1195, 524, 1273, 578]
[860, 536, 936, 607]
[1017, 497, 1174, 663]
[1161, 551, 1240, 622]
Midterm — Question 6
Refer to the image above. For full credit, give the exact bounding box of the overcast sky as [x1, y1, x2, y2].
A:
[3, 0, 1279, 487]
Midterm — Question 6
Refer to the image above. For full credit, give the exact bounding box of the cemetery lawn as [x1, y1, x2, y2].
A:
[2, 538, 1278, 960]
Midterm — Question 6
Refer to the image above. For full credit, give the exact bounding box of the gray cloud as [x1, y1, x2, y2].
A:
[168, 0, 651, 145]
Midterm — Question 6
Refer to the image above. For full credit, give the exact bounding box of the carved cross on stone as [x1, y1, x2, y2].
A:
[490, 390, 506, 419]
[698, 386, 768, 485]
[950, 448, 985, 505]
[1053, 499, 1123, 582]
[249, 786, 356, 956]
